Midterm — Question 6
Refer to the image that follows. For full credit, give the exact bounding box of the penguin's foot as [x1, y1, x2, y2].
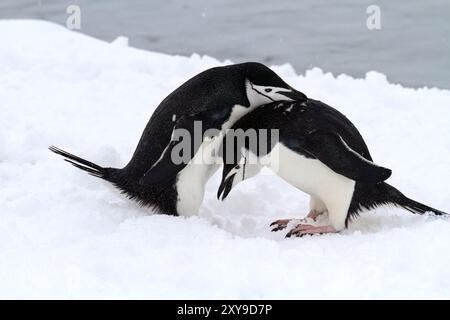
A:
[286, 225, 337, 238]
[270, 210, 324, 232]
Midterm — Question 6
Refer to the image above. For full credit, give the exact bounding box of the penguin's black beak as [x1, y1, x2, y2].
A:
[280, 88, 307, 101]
[217, 174, 235, 201]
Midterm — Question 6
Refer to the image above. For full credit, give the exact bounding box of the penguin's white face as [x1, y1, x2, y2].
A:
[245, 80, 298, 106]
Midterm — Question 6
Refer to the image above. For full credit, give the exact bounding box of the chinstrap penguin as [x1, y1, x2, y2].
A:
[49, 62, 306, 216]
[216, 99, 447, 237]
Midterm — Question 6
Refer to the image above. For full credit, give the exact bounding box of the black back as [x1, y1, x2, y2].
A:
[124, 64, 245, 179]
[229, 99, 373, 160]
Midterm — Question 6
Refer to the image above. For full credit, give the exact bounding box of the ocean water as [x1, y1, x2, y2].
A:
[1, 0, 449, 89]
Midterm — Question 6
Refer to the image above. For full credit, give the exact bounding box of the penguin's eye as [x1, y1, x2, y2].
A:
[264, 88, 272, 93]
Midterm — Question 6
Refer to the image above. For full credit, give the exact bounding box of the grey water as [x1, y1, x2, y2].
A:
[1, 0, 449, 89]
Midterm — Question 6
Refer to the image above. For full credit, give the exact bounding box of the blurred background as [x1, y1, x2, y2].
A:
[1, 0, 449, 89]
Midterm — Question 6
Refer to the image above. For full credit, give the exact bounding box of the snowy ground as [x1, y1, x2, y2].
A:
[1, 20, 450, 299]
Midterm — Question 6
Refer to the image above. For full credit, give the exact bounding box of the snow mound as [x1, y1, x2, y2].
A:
[1, 20, 449, 299]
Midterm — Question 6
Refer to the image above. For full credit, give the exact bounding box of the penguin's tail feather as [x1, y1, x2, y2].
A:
[48, 146, 178, 215]
[374, 183, 447, 216]
[48, 145, 115, 180]
[395, 195, 447, 216]
[48, 145, 136, 200]
[49, 145, 138, 201]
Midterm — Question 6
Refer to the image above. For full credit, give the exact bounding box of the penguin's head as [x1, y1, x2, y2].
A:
[244, 62, 307, 106]
[217, 150, 261, 201]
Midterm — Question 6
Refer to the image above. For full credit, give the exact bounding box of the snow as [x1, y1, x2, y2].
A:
[1, 20, 450, 299]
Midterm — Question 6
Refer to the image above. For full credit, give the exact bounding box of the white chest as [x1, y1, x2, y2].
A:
[266, 143, 355, 199]
[175, 103, 257, 216]
[175, 137, 220, 216]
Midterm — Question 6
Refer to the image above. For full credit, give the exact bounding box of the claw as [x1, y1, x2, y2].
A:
[285, 230, 294, 238]
[285, 224, 313, 238]
[285, 225, 337, 238]
[269, 219, 291, 232]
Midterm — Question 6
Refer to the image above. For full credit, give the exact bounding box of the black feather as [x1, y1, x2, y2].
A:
[48, 146, 178, 215]
[347, 182, 447, 226]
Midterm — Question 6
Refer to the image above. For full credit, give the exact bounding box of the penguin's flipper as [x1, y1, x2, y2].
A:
[140, 108, 228, 186]
[299, 130, 392, 183]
